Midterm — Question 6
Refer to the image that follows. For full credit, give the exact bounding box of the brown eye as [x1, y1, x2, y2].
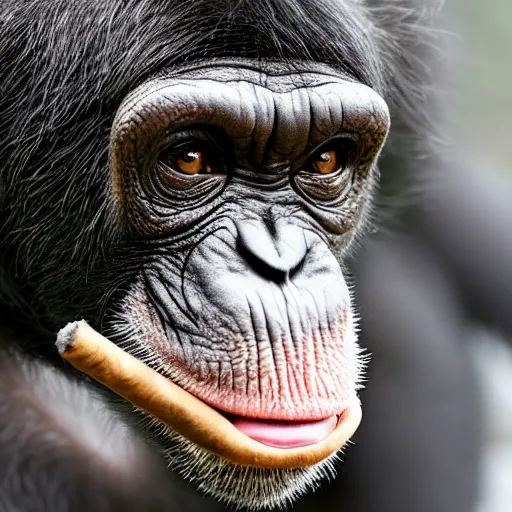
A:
[161, 144, 213, 175]
[293, 141, 353, 204]
[311, 150, 339, 175]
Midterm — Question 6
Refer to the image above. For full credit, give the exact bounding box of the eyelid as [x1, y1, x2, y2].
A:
[165, 140, 211, 163]
[161, 127, 230, 156]
[292, 168, 353, 206]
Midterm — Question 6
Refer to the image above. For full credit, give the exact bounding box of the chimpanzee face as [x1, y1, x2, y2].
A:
[105, 60, 389, 508]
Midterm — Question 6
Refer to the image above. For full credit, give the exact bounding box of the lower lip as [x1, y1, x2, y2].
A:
[230, 415, 339, 449]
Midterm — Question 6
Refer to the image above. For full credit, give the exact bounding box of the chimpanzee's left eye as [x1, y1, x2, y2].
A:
[305, 143, 350, 176]
[293, 140, 353, 203]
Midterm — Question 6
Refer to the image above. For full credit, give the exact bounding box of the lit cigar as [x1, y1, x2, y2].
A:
[56, 320, 362, 469]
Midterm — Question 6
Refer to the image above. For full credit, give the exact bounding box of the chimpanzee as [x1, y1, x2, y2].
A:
[0, 1, 451, 511]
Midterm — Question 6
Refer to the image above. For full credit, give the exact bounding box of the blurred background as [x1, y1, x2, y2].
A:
[453, 0, 512, 171]
[453, 1, 512, 511]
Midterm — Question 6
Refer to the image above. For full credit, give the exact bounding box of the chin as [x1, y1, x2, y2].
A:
[159, 426, 341, 511]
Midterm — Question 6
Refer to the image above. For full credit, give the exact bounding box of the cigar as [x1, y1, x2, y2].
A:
[56, 320, 362, 469]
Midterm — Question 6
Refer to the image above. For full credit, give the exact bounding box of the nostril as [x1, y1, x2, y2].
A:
[235, 220, 308, 283]
[236, 238, 289, 283]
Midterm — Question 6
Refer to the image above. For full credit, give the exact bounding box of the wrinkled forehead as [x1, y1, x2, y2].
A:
[113, 62, 389, 166]
[164, 60, 359, 91]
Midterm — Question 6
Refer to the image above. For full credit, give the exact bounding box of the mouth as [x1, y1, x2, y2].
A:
[56, 320, 362, 469]
[229, 414, 339, 449]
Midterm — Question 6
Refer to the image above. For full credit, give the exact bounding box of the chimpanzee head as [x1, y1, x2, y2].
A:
[0, 0, 438, 509]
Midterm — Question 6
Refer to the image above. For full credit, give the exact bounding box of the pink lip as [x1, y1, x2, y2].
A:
[231, 415, 339, 449]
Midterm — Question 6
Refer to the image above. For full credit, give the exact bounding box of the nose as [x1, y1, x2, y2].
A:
[236, 219, 308, 283]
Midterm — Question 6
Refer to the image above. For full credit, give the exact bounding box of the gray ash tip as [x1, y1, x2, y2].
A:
[55, 321, 83, 354]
